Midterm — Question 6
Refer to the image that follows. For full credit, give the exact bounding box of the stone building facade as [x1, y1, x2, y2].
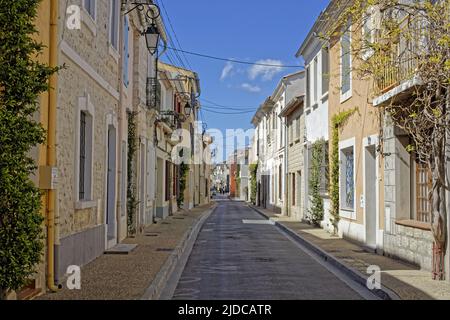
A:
[280, 96, 306, 221]
[55, 0, 123, 280]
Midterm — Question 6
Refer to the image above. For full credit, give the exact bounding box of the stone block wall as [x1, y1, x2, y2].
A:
[384, 224, 433, 271]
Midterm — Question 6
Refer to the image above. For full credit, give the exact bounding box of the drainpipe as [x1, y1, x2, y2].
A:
[284, 116, 289, 217]
[46, 0, 60, 292]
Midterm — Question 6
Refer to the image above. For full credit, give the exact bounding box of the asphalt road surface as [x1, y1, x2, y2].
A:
[172, 197, 372, 300]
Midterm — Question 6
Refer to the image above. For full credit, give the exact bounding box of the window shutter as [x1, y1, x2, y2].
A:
[306, 66, 310, 107]
[123, 16, 130, 87]
[147, 144, 155, 201]
[321, 48, 329, 95]
[341, 24, 351, 95]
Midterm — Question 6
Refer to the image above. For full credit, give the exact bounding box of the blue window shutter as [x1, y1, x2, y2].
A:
[123, 16, 129, 87]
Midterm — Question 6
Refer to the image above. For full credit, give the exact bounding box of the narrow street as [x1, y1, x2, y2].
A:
[171, 198, 373, 300]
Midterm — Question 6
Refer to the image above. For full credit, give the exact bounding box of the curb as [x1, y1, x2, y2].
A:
[249, 205, 400, 301]
[141, 204, 217, 300]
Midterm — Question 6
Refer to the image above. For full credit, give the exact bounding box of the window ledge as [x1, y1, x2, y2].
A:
[340, 91, 352, 104]
[340, 207, 356, 220]
[395, 219, 431, 231]
[81, 9, 97, 37]
[75, 200, 97, 210]
[108, 45, 119, 63]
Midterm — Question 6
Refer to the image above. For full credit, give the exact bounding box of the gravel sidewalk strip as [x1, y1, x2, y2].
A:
[36, 203, 215, 300]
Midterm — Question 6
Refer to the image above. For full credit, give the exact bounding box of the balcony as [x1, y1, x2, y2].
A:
[373, 16, 422, 105]
[374, 49, 418, 96]
[146, 77, 161, 110]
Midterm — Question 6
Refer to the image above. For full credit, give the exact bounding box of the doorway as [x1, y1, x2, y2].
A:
[364, 144, 377, 248]
[106, 125, 117, 249]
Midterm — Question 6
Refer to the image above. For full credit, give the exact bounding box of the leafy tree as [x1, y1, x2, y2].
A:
[0, 0, 58, 298]
[324, 0, 449, 279]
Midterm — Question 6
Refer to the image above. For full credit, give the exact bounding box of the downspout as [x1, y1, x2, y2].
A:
[47, 0, 60, 291]
[285, 115, 289, 217]
[117, 6, 125, 241]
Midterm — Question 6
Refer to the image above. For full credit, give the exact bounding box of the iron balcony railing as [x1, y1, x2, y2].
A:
[146, 77, 161, 110]
[373, 16, 421, 95]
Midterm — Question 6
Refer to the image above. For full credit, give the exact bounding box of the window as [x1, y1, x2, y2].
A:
[295, 116, 301, 139]
[122, 16, 129, 86]
[341, 19, 352, 100]
[289, 119, 294, 143]
[165, 161, 171, 201]
[84, 0, 96, 19]
[110, 0, 120, 50]
[279, 116, 283, 147]
[79, 111, 87, 200]
[278, 164, 282, 200]
[77, 107, 93, 202]
[292, 173, 296, 206]
[321, 48, 329, 95]
[340, 146, 354, 210]
[146, 143, 155, 202]
[362, 6, 380, 60]
[271, 174, 274, 202]
[415, 163, 432, 222]
[306, 66, 310, 107]
[313, 57, 318, 103]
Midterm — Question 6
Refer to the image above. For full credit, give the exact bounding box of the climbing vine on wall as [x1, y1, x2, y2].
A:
[329, 108, 356, 235]
[127, 111, 138, 236]
[308, 139, 325, 226]
[249, 163, 258, 205]
[177, 160, 190, 208]
[236, 165, 241, 196]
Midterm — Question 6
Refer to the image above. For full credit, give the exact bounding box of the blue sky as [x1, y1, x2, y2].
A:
[156, 0, 330, 161]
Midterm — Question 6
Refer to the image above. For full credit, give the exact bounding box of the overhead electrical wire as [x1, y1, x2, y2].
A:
[163, 46, 304, 68]
[158, 0, 193, 70]
[201, 108, 256, 115]
[200, 98, 258, 110]
[201, 104, 256, 111]
[154, 0, 187, 69]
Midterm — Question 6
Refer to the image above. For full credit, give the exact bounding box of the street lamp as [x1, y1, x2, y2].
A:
[123, 1, 161, 56]
[144, 22, 160, 56]
[184, 103, 192, 117]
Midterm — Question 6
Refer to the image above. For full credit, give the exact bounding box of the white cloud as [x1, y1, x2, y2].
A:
[248, 59, 284, 81]
[240, 83, 261, 93]
[220, 61, 234, 80]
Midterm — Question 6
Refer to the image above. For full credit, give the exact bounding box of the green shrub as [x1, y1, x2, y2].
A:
[0, 0, 58, 298]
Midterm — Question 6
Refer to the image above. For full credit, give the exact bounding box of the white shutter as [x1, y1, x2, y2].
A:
[147, 144, 156, 201]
